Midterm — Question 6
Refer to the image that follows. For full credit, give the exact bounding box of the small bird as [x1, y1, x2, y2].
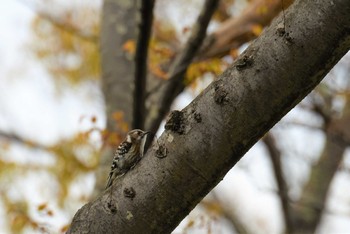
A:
[105, 129, 150, 189]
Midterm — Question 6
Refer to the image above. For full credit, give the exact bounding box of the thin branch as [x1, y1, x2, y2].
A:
[197, 0, 295, 59]
[262, 133, 293, 233]
[147, 0, 219, 133]
[18, 0, 98, 42]
[0, 131, 48, 150]
[278, 121, 323, 131]
[133, 0, 155, 129]
[292, 130, 347, 232]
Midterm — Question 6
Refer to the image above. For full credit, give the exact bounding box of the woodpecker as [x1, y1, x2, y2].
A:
[105, 129, 150, 189]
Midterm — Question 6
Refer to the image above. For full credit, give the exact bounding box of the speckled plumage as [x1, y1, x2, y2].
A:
[105, 129, 149, 189]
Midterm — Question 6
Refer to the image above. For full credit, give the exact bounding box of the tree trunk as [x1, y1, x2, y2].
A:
[95, 0, 138, 194]
[100, 0, 137, 129]
[69, 0, 350, 233]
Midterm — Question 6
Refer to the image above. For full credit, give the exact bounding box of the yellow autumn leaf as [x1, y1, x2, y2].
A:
[37, 203, 47, 211]
[251, 24, 263, 36]
[122, 39, 136, 55]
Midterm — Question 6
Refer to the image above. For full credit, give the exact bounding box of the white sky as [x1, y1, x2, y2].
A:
[0, 0, 104, 146]
[0, 1, 103, 233]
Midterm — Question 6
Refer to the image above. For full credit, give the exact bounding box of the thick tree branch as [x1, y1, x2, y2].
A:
[133, 0, 155, 129]
[263, 133, 293, 233]
[146, 0, 219, 133]
[69, 0, 350, 232]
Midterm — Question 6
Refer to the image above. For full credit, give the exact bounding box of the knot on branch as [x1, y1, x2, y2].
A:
[194, 112, 202, 123]
[235, 55, 253, 71]
[107, 201, 117, 214]
[155, 144, 168, 158]
[214, 83, 229, 105]
[124, 187, 136, 199]
[276, 23, 293, 44]
[165, 110, 185, 134]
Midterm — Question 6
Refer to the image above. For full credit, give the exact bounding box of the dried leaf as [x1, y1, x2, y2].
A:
[251, 24, 263, 36]
[122, 39, 136, 55]
[37, 203, 47, 211]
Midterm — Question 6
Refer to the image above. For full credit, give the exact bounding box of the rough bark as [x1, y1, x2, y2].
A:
[69, 0, 350, 233]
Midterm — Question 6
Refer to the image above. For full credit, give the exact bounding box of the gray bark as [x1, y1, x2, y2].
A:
[100, 0, 137, 129]
[69, 0, 350, 233]
[95, 0, 138, 193]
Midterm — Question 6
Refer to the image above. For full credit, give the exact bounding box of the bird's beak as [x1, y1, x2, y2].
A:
[142, 131, 150, 137]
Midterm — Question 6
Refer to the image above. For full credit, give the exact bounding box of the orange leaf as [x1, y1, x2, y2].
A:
[257, 5, 268, 15]
[112, 111, 124, 122]
[251, 24, 263, 36]
[37, 203, 47, 211]
[229, 48, 239, 59]
[149, 64, 168, 80]
[47, 210, 54, 216]
[122, 40, 136, 54]
[91, 116, 97, 123]
[182, 26, 190, 34]
[108, 132, 121, 146]
[60, 225, 70, 233]
[186, 219, 195, 228]
[120, 123, 129, 133]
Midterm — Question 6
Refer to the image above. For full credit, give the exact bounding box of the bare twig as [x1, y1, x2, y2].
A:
[198, 0, 295, 59]
[278, 121, 323, 131]
[133, 0, 155, 129]
[292, 131, 347, 232]
[18, 0, 98, 42]
[147, 0, 219, 133]
[263, 133, 293, 233]
[0, 131, 48, 150]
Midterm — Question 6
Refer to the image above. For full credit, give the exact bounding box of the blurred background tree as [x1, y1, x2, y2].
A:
[0, 0, 349, 233]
